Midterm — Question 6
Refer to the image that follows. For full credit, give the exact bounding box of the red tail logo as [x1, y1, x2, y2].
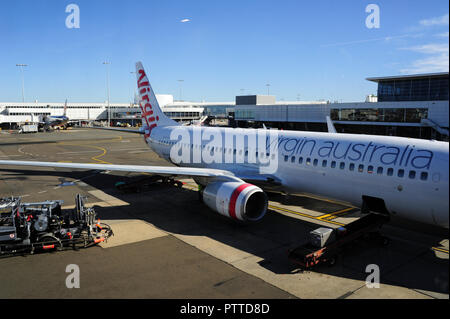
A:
[137, 69, 158, 138]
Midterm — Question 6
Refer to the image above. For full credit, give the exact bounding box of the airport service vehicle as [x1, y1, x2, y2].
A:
[19, 124, 38, 133]
[0, 194, 113, 257]
[288, 213, 390, 269]
[0, 62, 448, 229]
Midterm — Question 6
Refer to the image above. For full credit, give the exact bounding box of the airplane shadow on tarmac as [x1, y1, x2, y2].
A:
[0, 167, 448, 295]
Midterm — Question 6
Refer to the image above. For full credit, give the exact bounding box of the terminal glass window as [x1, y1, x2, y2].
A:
[331, 107, 427, 123]
[430, 77, 449, 100]
[378, 75, 449, 101]
[378, 81, 395, 100]
[411, 79, 430, 101]
[406, 108, 428, 123]
[384, 108, 404, 122]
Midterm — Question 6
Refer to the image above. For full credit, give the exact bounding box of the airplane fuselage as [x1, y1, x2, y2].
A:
[146, 125, 449, 228]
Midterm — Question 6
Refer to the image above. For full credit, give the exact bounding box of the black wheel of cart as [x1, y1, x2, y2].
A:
[175, 181, 183, 188]
[327, 256, 337, 267]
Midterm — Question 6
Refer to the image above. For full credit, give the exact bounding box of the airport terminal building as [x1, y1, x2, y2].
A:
[233, 72, 449, 141]
[1, 72, 448, 141]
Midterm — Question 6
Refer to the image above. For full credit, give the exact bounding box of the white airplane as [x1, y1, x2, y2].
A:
[0, 62, 448, 229]
[41, 99, 70, 130]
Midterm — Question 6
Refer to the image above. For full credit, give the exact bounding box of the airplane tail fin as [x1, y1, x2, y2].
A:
[135, 62, 178, 136]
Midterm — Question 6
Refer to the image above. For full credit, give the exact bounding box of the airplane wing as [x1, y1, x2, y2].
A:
[0, 160, 242, 182]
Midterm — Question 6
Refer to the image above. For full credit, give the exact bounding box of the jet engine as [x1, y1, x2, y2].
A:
[201, 181, 268, 222]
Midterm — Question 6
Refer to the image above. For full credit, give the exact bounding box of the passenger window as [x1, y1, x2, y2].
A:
[245, 150, 248, 156]
[367, 165, 373, 174]
[377, 167, 383, 174]
[331, 161, 336, 168]
[420, 172, 428, 181]
[358, 164, 364, 172]
[313, 159, 318, 166]
[298, 157, 303, 164]
[284, 155, 288, 162]
[322, 160, 327, 167]
[409, 171, 416, 179]
[349, 163, 355, 171]
[398, 169, 404, 177]
[340, 162, 345, 169]
[306, 158, 311, 165]
[387, 168, 393, 176]
[291, 156, 296, 163]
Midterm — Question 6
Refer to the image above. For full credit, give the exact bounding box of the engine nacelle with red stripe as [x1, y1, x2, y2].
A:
[202, 181, 268, 222]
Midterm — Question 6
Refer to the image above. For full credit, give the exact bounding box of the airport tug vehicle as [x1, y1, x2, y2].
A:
[288, 213, 390, 269]
[0, 194, 113, 257]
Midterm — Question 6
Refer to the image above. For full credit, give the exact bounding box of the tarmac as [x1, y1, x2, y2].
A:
[0, 128, 448, 299]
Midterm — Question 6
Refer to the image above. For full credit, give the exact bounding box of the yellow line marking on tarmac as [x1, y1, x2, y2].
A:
[57, 136, 123, 165]
[432, 247, 449, 254]
[268, 204, 345, 226]
[317, 207, 355, 220]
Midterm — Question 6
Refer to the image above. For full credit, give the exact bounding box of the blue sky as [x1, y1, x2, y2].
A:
[0, 0, 448, 103]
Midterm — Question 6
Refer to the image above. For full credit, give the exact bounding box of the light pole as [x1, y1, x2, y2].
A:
[178, 79, 184, 101]
[16, 64, 28, 102]
[266, 83, 270, 96]
[103, 61, 111, 126]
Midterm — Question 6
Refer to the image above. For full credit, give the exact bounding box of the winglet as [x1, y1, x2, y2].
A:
[326, 116, 337, 133]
